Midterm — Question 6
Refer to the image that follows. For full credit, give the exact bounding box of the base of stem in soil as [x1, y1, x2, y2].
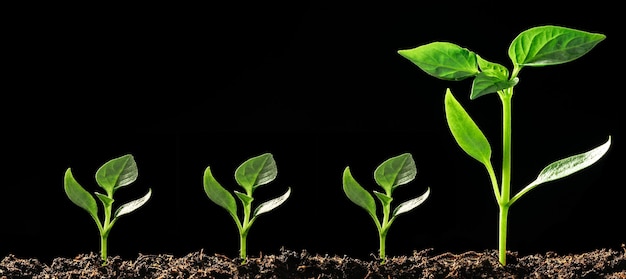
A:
[2, 245, 625, 278]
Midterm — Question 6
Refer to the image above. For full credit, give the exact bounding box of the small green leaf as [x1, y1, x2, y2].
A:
[511, 136, 611, 204]
[64, 168, 99, 220]
[392, 187, 430, 217]
[398, 42, 480, 81]
[342, 167, 377, 219]
[508, 25, 605, 67]
[114, 188, 152, 218]
[95, 192, 114, 208]
[470, 73, 519, 100]
[95, 154, 138, 195]
[444, 88, 492, 166]
[477, 56, 509, 80]
[374, 153, 416, 193]
[253, 187, 291, 217]
[234, 191, 254, 207]
[373, 191, 393, 208]
[203, 166, 238, 217]
[235, 153, 277, 193]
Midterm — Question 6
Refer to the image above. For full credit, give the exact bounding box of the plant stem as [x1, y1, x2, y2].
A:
[379, 230, 387, 264]
[498, 88, 514, 266]
[240, 231, 248, 263]
[498, 205, 510, 265]
[100, 233, 108, 264]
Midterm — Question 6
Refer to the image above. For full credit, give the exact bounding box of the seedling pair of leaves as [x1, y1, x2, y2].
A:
[203, 153, 291, 264]
[343, 153, 430, 264]
[64, 154, 152, 265]
[398, 25, 611, 266]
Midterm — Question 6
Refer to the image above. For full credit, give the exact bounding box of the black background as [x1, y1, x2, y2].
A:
[4, 2, 623, 264]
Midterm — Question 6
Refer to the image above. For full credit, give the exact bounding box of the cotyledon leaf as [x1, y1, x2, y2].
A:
[510, 136, 611, 205]
[398, 42, 480, 81]
[253, 187, 291, 217]
[114, 188, 152, 218]
[203, 166, 238, 218]
[95, 154, 138, 195]
[342, 167, 377, 220]
[374, 153, 416, 193]
[392, 187, 431, 218]
[64, 168, 99, 220]
[235, 153, 277, 193]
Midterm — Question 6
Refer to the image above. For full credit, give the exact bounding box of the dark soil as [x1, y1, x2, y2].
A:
[2, 245, 625, 279]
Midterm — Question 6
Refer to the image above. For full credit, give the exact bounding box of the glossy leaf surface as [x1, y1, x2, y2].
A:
[444, 88, 492, 166]
[95, 154, 138, 195]
[392, 187, 430, 217]
[342, 167, 377, 219]
[114, 188, 152, 218]
[398, 42, 479, 81]
[203, 166, 237, 217]
[253, 187, 291, 217]
[235, 153, 277, 193]
[64, 168, 98, 220]
[508, 25, 605, 67]
[374, 153, 416, 193]
[511, 137, 611, 204]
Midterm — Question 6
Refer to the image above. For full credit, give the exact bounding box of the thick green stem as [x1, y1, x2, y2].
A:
[379, 230, 387, 264]
[100, 233, 108, 263]
[239, 231, 248, 263]
[498, 205, 510, 265]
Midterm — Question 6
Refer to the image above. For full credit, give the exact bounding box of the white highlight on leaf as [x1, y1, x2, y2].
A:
[254, 187, 291, 217]
[114, 188, 152, 218]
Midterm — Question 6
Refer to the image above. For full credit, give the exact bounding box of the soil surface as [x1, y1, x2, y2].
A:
[2, 245, 625, 279]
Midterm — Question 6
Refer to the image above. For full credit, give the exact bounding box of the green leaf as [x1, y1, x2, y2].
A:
[373, 190, 393, 208]
[253, 187, 291, 217]
[234, 191, 253, 207]
[64, 168, 99, 220]
[444, 88, 492, 166]
[392, 187, 430, 218]
[373, 153, 416, 193]
[342, 167, 377, 219]
[203, 166, 237, 217]
[235, 153, 277, 193]
[114, 188, 152, 218]
[511, 136, 611, 204]
[471, 73, 519, 100]
[95, 154, 138, 195]
[477, 55, 509, 80]
[95, 192, 113, 208]
[398, 42, 480, 81]
[508, 25, 605, 67]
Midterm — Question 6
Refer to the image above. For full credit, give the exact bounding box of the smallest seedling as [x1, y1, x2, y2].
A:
[203, 152, 291, 264]
[343, 153, 430, 264]
[64, 154, 152, 265]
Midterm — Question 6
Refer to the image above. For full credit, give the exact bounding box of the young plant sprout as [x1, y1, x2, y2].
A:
[342, 153, 430, 264]
[203, 152, 291, 264]
[398, 25, 611, 266]
[64, 154, 152, 265]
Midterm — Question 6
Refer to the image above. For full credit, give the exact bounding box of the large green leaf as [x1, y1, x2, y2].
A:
[508, 25, 605, 67]
[253, 187, 291, 217]
[64, 168, 99, 221]
[342, 167, 377, 221]
[373, 153, 416, 193]
[203, 166, 237, 218]
[510, 136, 611, 204]
[95, 154, 138, 195]
[114, 188, 152, 218]
[235, 153, 277, 193]
[444, 88, 492, 166]
[398, 42, 479, 81]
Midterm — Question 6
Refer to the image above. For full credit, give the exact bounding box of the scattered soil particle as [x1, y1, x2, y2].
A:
[2, 245, 625, 278]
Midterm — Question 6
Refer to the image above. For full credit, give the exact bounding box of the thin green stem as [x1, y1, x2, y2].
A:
[239, 193, 253, 264]
[379, 192, 392, 264]
[498, 205, 510, 266]
[498, 88, 514, 266]
[379, 230, 388, 264]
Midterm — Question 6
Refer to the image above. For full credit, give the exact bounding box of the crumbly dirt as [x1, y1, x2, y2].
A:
[2, 246, 625, 279]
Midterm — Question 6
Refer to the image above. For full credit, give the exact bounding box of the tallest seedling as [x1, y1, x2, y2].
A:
[398, 25, 611, 266]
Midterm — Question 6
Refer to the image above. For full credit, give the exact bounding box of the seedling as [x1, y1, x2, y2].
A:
[398, 25, 611, 265]
[342, 153, 430, 264]
[64, 154, 152, 265]
[203, 152, 291, 264]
